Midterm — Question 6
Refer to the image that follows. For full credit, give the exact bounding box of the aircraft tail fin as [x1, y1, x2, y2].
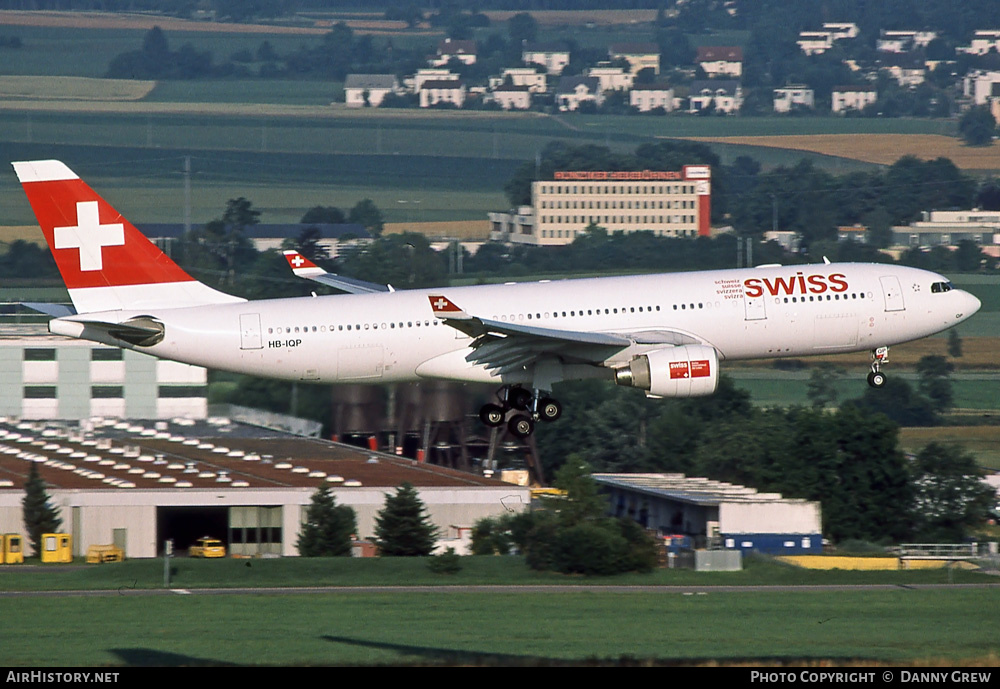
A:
[12, 160, 244, 314]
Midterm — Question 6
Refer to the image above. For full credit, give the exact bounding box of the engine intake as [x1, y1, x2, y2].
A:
[614, 345, 719, 398]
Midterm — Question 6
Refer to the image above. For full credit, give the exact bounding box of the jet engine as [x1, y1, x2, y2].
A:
[614, 344, 719, 398]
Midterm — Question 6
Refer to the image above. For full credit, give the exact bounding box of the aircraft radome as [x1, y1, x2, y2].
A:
[12, 160, 981, 438]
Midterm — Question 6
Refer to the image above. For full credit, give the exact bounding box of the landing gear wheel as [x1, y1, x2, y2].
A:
[508, 414, 534, 438]
[479, 403, 506, 427]
[508, 387, 532, 411]
[867, 371, 886, 388]
[537, 397, 562, 422]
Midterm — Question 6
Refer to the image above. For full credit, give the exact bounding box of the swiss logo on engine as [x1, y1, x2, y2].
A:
[669, 361, 690, 379]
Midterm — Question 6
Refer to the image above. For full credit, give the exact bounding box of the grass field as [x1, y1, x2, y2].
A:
[0, 556, 997, 666]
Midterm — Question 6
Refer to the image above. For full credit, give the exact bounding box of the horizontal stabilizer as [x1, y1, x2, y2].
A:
[21, 302, 77, 318]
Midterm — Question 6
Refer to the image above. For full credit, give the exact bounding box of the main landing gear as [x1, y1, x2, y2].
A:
[479, 385, 563, 438]
[867, 346, 889, 388]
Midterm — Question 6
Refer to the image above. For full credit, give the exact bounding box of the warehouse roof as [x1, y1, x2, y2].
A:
[0, 417, 506, 492]
[592, 473, 796, 506]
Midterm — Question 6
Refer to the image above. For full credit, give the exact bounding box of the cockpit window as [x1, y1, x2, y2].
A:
[931, 281, 953, 293]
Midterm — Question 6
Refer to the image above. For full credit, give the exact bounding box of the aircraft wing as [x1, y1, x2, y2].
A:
[429, 295, 641, 374]
[282, 250, 392, 294]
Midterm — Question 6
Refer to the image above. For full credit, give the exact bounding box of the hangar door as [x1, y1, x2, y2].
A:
[157, 505, 283, 557]
[229, 506, 283, 557]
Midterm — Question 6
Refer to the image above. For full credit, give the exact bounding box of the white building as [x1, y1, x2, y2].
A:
[959, 30, 1000, 55]
[490, 84, 532, 110]
[343, 74, 400, 108]
[411, 68, 459, 92]
[587, 65, 634, 92]
[593, 473, 823, 555]
[877, 30, 938, 53]
[696, 46, 743, 78]
[797, 22, 858, 55]
[0, 326, 207, 421]
[522, 42, 570, 76]
[891, 209, 1000, 249]
[490, 166, 712, 246]
[608, 42, 660, 76]
[489, 67, 547, 93]
[555, 76, 603, 111]
[797, 31, 834, 55]
[964, 70, 1000, 105]
[774, 85, 814, 113]
[419, 80, 466, 108]
[630, 83, 676, 113]
[832, 85, 878, 113]
[880, 55, 926, 87]
[688, 80, 743, 113]
[431, 38, 477, 66]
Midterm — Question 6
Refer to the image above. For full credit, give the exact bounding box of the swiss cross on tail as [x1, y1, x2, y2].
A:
[54, 201, 125, 271]
[12, 160, 196, 290]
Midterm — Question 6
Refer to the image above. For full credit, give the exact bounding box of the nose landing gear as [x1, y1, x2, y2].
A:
[478, 385, 563, 438]
[867, 346, 889, 388]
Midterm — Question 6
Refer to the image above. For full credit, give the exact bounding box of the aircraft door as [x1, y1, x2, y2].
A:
[239, 313, 263, 350]
[744, 291, 766, 321]
[879, 276, 905, 312]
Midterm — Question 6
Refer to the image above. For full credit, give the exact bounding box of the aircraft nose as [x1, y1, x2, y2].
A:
[958, 290, 981, 320]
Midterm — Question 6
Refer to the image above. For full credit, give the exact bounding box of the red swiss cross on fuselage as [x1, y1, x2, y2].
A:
[429, 295, 462, 314]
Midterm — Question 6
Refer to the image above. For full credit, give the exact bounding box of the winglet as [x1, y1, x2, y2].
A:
[429, 295, 472, 320]
[282, 250, 326, 278]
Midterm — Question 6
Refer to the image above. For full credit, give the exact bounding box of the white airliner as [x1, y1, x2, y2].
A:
[12, 160, 981, 437]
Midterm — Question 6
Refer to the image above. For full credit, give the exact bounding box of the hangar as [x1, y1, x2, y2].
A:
[0, 417, 531, 558]
[594, 473, 823, 554]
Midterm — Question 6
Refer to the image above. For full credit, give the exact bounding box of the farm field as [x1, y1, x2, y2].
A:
[684, 134, 1000, 171]
[899, 426, 1000, 471]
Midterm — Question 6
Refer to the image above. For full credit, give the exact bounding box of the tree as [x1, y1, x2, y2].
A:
[916, 354, 955, 414]
[374, 482, 437, 556]
[297, 485, 357, 557]
[348, 199, 384, 237]
[301, 205, 345, 225]
[807, 364, 845, 409]
[282, 226, 330, 262]
[22, 461, 62, 557]
[958, 105, 997, 147]
[508, 12, 538, 45]
[516, 457, 658, 575]
[948, 329, 963, 359]
[909, 443, 994, 542]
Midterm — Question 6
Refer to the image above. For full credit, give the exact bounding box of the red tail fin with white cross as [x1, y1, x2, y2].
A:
[13, 160, 242, 313]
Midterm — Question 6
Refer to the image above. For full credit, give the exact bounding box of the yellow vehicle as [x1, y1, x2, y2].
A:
[189, 537, 226, 558]
[41, 533, 72, 563]
[1, 534, 24, 564]
[86, 544, 124, 564]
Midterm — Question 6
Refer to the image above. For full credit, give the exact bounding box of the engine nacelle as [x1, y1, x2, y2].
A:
[614, 345, 719, 398]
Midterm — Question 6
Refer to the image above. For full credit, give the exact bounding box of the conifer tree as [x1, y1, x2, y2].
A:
[374, 482, 437, 556]
[22, 461, 62, 557]
[297, 485, 357, 557]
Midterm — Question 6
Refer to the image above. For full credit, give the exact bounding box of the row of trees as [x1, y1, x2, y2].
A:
[298, 481, 437, 557]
